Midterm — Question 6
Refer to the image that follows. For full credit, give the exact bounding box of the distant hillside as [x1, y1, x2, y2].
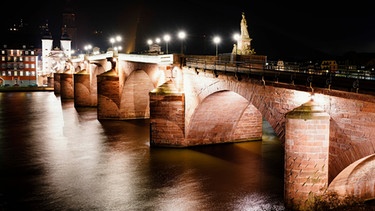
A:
[337, 52, 375, 66]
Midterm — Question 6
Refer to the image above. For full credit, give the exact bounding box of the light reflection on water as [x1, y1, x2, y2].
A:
[0, 92, 285, 210]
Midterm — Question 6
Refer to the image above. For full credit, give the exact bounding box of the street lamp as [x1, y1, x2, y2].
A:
[110, 38, 115, 48]
[163, 34, 171, 54]
[109, 35, 122, 50]
[178, 31, 186, 54]
[114, 46, 122, 52]
[84, 44, 92, 54]
[233, 33, 240, 55]
[213, 36, 221, 57]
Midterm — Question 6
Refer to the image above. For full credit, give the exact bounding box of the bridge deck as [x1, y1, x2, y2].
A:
[186, 58, 375, 96]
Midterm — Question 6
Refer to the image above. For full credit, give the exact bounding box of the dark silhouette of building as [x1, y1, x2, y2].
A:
[62, 8, 77, 50]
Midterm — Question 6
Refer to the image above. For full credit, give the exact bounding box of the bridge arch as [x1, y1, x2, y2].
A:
[186, 90, 262, 145]
[183, 67, 375, 182]
[183, 68, 311, 146]
[96, 58, 174, 120]
[119, 69, 154, 119]
[328, 154, 375, 201]
[118, 60, 168, 89]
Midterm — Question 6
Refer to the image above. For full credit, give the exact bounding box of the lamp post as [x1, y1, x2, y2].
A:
[233, 33, 240, 62]
[110, 38, 114, 48]
[178, 31, 186, 54]
[213, 36, 221, 57]
[163, 34, 171, 54]
[147, 39, 153, 53]
[233, 33, 240, 55]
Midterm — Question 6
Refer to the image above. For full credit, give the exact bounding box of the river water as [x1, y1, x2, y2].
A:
[0, 91, 285, 211]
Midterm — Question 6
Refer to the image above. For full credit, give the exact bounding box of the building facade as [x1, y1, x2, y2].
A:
[0, 47, 38, 87]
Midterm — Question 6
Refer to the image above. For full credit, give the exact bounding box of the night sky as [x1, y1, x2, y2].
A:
[1, 0, 375, 61]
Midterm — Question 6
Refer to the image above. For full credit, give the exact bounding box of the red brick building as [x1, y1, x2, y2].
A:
[0, 47, 39, 87]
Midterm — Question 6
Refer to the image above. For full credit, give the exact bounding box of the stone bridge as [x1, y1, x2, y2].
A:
[53, 53, 375, 209]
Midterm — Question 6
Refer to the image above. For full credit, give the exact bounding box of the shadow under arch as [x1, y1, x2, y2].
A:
[119, 69, 155, 119]
[186, 90, 262, 146]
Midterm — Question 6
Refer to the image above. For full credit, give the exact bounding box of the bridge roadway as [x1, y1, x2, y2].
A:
[185, 56, 375, 95]
[55, 53, 375, 209]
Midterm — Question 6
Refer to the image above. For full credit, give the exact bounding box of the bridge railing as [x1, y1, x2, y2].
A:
[185, 57, 265, 72]
[185, 57, 375, 95]
[118, 53, 174, 64]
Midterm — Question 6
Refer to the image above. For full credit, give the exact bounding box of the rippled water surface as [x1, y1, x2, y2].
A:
[0, 92, 285, 210]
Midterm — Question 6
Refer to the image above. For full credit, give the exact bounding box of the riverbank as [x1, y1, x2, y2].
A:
[0, 86, 54, 92]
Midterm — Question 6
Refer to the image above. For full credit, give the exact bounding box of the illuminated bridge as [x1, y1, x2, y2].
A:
[53, 52, 375, 210]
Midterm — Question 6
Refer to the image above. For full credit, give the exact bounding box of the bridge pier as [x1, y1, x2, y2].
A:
[74, 69, 93, 107]
[97, 69, 120, 119]
[60, 73, 74, 99]
[47, 76, 54, 88]
[53, 73, 61, 94]
[284, 99, 330, 210]
[150, 80, 186, 147]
